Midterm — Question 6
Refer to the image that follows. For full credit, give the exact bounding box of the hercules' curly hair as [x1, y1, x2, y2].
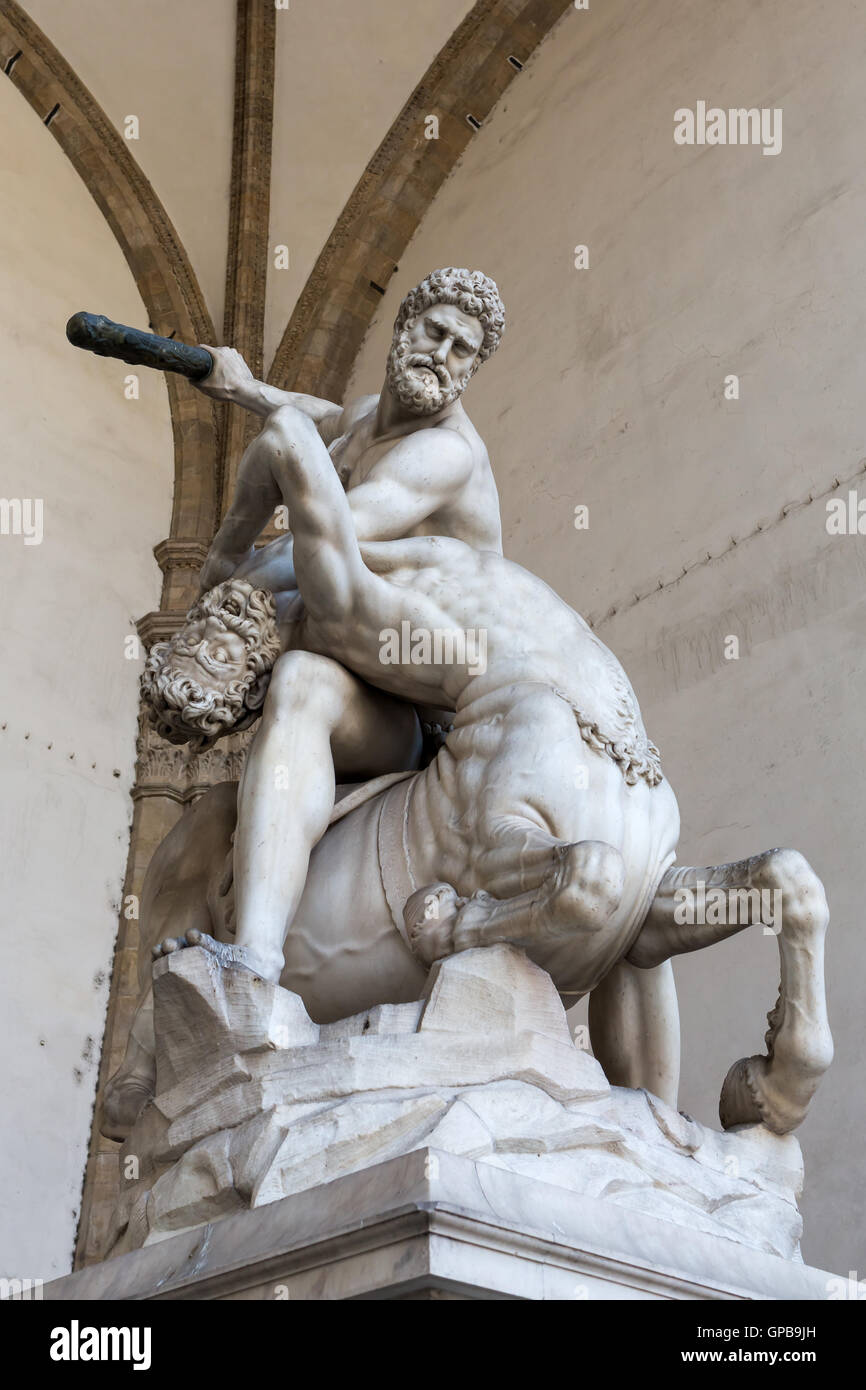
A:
[394, 268, 505, 364]
[142, 579, 280, 749]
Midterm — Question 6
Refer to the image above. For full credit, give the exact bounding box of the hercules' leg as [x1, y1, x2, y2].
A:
[154, 651, 421, 983]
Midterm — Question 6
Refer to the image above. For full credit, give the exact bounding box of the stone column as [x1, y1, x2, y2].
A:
[74, 714, 251, 1267]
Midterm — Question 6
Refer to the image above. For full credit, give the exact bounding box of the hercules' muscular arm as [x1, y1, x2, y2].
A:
[195, 370, 372, 595]
[194, 345, 344, 431]
[258, 406, 387, 625]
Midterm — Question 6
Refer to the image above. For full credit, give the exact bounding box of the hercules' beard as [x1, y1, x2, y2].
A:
[385, 328, 467, 416]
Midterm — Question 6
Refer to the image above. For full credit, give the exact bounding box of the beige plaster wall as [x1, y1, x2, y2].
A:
[22, 0, 476, 363]
[25, 0, 236, 335]
[0, 74, 172, 1279]
[265, 0, 473, 368]
[347, 0, 866, 1275]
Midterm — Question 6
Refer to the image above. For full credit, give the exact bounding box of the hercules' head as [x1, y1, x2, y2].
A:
[386, 268, 505, 416]
[142, 579, 280, 747]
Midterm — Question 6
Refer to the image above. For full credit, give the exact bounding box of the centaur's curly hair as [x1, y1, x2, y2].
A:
[395, 268, 505, 364]
[142, 579, 280, 749]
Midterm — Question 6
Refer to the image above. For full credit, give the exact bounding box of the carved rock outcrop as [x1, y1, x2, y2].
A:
[107, 945, 807, 1262]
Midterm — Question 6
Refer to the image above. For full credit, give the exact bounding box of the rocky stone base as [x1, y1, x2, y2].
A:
[50, 1148, 837, 1301]
[107, 944, 806, 1262]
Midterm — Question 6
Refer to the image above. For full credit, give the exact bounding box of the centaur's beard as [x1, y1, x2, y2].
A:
[386, 330, 467, 416]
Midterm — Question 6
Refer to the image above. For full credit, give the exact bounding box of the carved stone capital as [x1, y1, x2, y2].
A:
[136, 610, 186, 651]
[150, 538, 211, 615]
[133, 710, 251, 803]
[153, 538, 210, 574]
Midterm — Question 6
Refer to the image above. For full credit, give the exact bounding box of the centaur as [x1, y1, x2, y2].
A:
[103, 402, 832, 1145]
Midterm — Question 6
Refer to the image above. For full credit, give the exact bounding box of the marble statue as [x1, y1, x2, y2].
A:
[98, 271, 832, 1264]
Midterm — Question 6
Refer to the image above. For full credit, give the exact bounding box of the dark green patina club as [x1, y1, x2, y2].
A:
[66, 311, 214, 380]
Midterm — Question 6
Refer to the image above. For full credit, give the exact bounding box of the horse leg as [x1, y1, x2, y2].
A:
[405, 823, 681, 1107]
[588, 958, 680, 1108]
[627, 849, 833, 1133]
[101, 992, 157, 1142]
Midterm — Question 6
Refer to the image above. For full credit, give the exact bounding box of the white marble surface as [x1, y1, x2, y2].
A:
[107, 945, 810, 1263]
[45, 1147, 839, 1302]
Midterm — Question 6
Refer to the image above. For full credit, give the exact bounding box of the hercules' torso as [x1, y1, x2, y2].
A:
[330, 402, 504, 554]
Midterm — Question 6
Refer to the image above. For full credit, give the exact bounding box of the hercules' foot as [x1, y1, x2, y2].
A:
[153, 929, 282, 982]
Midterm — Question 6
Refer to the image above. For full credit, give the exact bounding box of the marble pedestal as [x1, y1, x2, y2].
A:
[61, 942, 837, 1300]
[45, 1147, 835, 1300]
[105, 944, 814, 1260]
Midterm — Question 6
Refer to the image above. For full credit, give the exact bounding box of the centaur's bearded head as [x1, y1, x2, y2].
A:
[386, 268, 505, 416]
[142, 579, 280, 748]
